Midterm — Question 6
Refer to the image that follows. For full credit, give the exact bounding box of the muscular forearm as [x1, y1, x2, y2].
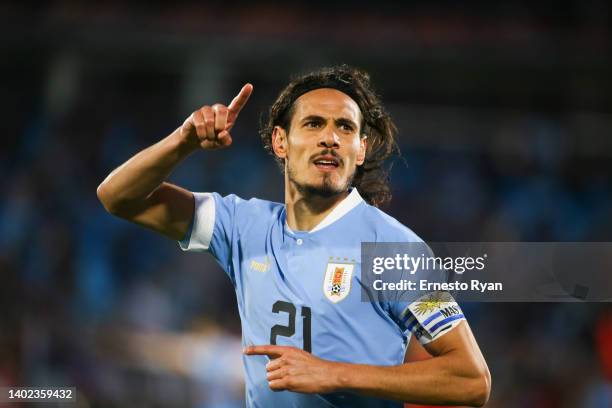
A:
[246, 325, 490, 406]
[333, 350, 490, 406]
[97, 127, 196, 213]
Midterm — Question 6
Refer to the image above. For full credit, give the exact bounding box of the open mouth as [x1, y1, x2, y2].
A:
[313, 156, 340, 170]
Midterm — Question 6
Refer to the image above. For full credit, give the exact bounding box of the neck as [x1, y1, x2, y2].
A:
[284, 177, 349, 232]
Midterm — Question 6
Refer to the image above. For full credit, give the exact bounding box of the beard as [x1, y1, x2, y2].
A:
[287, 159, 355, 199]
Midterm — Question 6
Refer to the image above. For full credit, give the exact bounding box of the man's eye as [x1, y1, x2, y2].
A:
[340, 124, 354, 132]
[306, 121, 320, 128]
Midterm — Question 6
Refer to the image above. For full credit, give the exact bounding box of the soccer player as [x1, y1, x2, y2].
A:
[97, 65, 491, 407]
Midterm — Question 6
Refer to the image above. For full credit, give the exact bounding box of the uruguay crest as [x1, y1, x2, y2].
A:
[323, 261, 354, 303]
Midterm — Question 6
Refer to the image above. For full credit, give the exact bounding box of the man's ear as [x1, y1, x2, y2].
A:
[272, 126, 288, 159]
[356, 135, 367, 165]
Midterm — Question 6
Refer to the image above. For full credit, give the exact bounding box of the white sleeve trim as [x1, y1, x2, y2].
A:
[178, 192, 216, 252]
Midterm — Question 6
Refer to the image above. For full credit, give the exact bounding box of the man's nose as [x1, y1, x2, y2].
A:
[318, 127, 340, 148]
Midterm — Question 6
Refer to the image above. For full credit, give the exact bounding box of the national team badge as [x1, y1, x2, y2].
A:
[323, 261, 354, 303]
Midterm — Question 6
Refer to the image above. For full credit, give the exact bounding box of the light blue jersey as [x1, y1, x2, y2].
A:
[180, 188, 465, 407]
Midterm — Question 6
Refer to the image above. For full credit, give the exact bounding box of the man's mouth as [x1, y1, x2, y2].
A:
[313, 155, 340, 170]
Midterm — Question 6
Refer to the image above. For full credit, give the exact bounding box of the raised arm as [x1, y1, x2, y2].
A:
[96, 84, 253, 240]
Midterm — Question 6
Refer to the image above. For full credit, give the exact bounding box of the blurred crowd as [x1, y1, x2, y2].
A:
[1, 2, 611, 407]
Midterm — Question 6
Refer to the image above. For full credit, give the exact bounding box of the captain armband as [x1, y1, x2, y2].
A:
[400, 291, 465, 344]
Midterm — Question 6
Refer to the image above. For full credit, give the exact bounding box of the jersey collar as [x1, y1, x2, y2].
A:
[285, 188, 364, 234]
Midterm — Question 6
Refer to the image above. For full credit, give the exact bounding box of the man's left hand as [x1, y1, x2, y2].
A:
[244, 345, 342, 393]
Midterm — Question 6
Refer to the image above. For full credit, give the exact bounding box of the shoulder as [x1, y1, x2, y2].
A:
[209, 193, 284, 221]
[358, 202, 425, 243]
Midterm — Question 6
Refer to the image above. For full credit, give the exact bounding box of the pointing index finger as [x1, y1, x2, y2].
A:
[228, 83, 253, 116]
[243, 345, 286, 358]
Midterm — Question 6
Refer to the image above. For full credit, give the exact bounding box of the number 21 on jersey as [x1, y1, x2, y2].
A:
[270, 300, 312, 352]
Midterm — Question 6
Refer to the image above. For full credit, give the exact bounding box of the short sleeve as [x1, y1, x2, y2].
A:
[178, 192, 241, 277]
[179, 193, 216, 252]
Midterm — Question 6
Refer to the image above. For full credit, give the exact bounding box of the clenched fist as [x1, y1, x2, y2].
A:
[181, 83, 253, 150]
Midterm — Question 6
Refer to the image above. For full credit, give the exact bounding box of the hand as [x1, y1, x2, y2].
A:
[180, 83, 253, 150]
[244, 345, 342, 394]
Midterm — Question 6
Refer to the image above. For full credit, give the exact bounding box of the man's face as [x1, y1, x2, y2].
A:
[273, 88, 367, 198]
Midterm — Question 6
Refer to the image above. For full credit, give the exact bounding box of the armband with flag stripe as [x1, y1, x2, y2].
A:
[400, 291, 465, 344]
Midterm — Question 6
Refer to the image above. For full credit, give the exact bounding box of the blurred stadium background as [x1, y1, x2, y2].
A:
[1, 1, 612, 407]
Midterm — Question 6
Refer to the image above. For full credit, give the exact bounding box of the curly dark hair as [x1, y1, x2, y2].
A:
[259, 64, 399, 207]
